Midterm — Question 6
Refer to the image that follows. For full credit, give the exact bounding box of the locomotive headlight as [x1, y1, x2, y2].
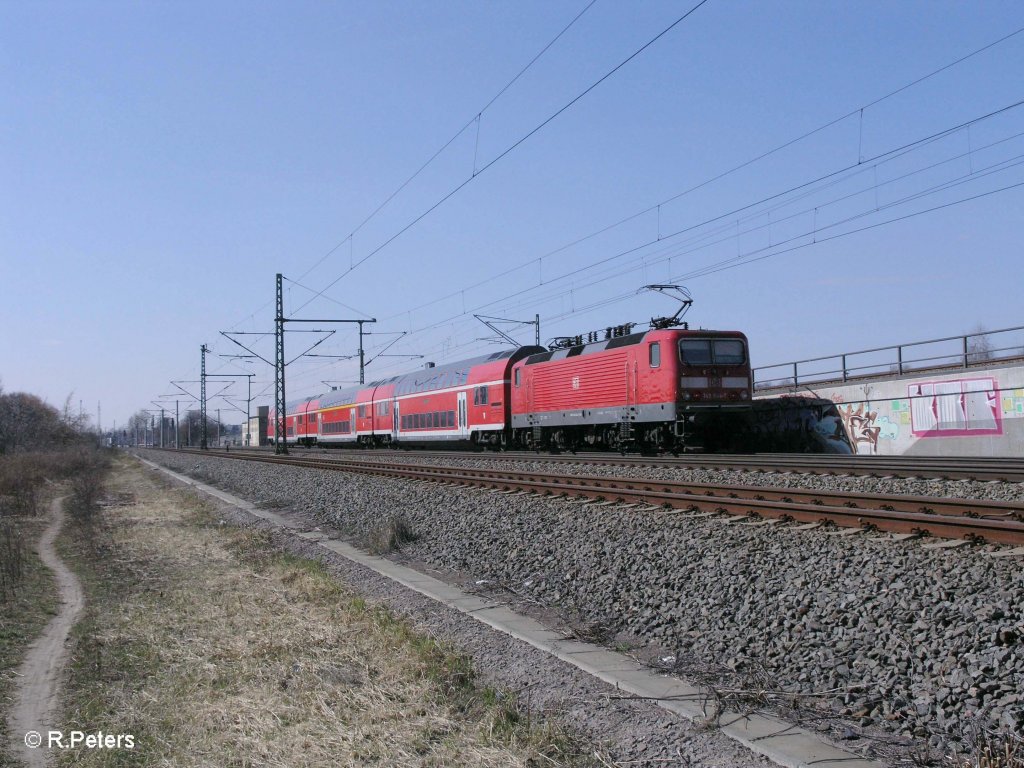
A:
[741, 389, 748, 398]
[681, 392, 692, 401]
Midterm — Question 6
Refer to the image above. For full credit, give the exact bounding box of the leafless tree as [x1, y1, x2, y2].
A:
[966, 324, 995, 364]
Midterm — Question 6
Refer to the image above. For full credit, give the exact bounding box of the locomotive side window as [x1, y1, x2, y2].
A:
[514, 369, 520, 387]
[649, 342, 661, 368]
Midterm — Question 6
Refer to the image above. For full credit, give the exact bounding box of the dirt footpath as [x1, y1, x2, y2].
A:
[6, 497, 84, 767]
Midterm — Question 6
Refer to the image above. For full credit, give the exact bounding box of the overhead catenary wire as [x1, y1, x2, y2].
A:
[293, 0, 600, 285]
[368, 23, 1024, 327]
[281, 163, 1024, 392]
[222, 0, 601, 337]
[227, 16, 1024, 364]
[331, 138, 1024, 378]
[292, 0, 712, 316]
[349, 98, 1024, 355]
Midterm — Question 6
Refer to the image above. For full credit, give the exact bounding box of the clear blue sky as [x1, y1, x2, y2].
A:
[3, 1, 1023, 430]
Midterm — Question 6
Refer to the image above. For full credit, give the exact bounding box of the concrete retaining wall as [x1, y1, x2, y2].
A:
[756, 363, 1024, 456]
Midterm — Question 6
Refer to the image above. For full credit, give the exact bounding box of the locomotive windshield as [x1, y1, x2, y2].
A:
[679, 338, 746, 365]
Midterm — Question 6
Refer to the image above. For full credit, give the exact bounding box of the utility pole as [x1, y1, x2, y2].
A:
[358, 321, 367, 384]
[275, 273, 287, 454]
[223, 273, 375, 454]
[151, 402, 168, 448]
[175, 401, 179, 449]
[200, 344, 209, 450]
[245, 376, 251, 446]
[216, 408, 221, 445]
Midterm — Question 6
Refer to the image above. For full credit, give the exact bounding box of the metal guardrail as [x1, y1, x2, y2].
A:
[754, 324, 1024, 390]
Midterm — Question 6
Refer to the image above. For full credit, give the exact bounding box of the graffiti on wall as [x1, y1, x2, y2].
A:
[837, 404, 882, 454]
[908, 377, 1002, 437]
[1001, 389, 1024, 415]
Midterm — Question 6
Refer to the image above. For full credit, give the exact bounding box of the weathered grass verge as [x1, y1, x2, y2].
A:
[56, 458, 602, 767]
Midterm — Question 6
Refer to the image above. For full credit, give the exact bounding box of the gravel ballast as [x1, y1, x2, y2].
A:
[256, 449, 1024, 503]
[149, 450, 1024, 763]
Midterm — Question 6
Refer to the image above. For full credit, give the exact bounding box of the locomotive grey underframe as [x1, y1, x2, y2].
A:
[512, 401, 749, 429]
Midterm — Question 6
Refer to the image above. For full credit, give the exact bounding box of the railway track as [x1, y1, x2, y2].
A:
[220, 445, 1024, 483]
[165, 448, 1024, 546]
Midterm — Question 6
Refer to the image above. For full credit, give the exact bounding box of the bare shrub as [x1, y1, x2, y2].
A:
[967, 324, 996, 364]
[366, 515, 417, 555]
[0, 519, 26, 602]
[0, 453, 47, 517]
[67, 453, 110, 526]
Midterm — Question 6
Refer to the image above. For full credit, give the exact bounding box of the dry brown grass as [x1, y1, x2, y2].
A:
[365, 514, 417, 555]
[57, 458, 599, 767]
[949, 733, 1024, 768]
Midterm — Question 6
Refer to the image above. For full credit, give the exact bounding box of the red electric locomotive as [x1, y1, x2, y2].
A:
[509, 325, 752, 453]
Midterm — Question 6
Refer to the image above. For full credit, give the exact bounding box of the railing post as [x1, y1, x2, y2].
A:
[897, 345, 903, 375]
[963, 335, 969, 368]
[792, 362, 798, 389]
[841, 354, 847, 382]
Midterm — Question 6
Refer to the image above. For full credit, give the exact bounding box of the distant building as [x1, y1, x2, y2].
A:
[243, 405, 269, 446]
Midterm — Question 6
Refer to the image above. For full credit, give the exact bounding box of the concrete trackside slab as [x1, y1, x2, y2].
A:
[141, 457, 882, 768]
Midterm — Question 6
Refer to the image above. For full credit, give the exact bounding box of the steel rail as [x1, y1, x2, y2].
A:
[162, 448, 1024, 545]
[222, 445, 1024, 482]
